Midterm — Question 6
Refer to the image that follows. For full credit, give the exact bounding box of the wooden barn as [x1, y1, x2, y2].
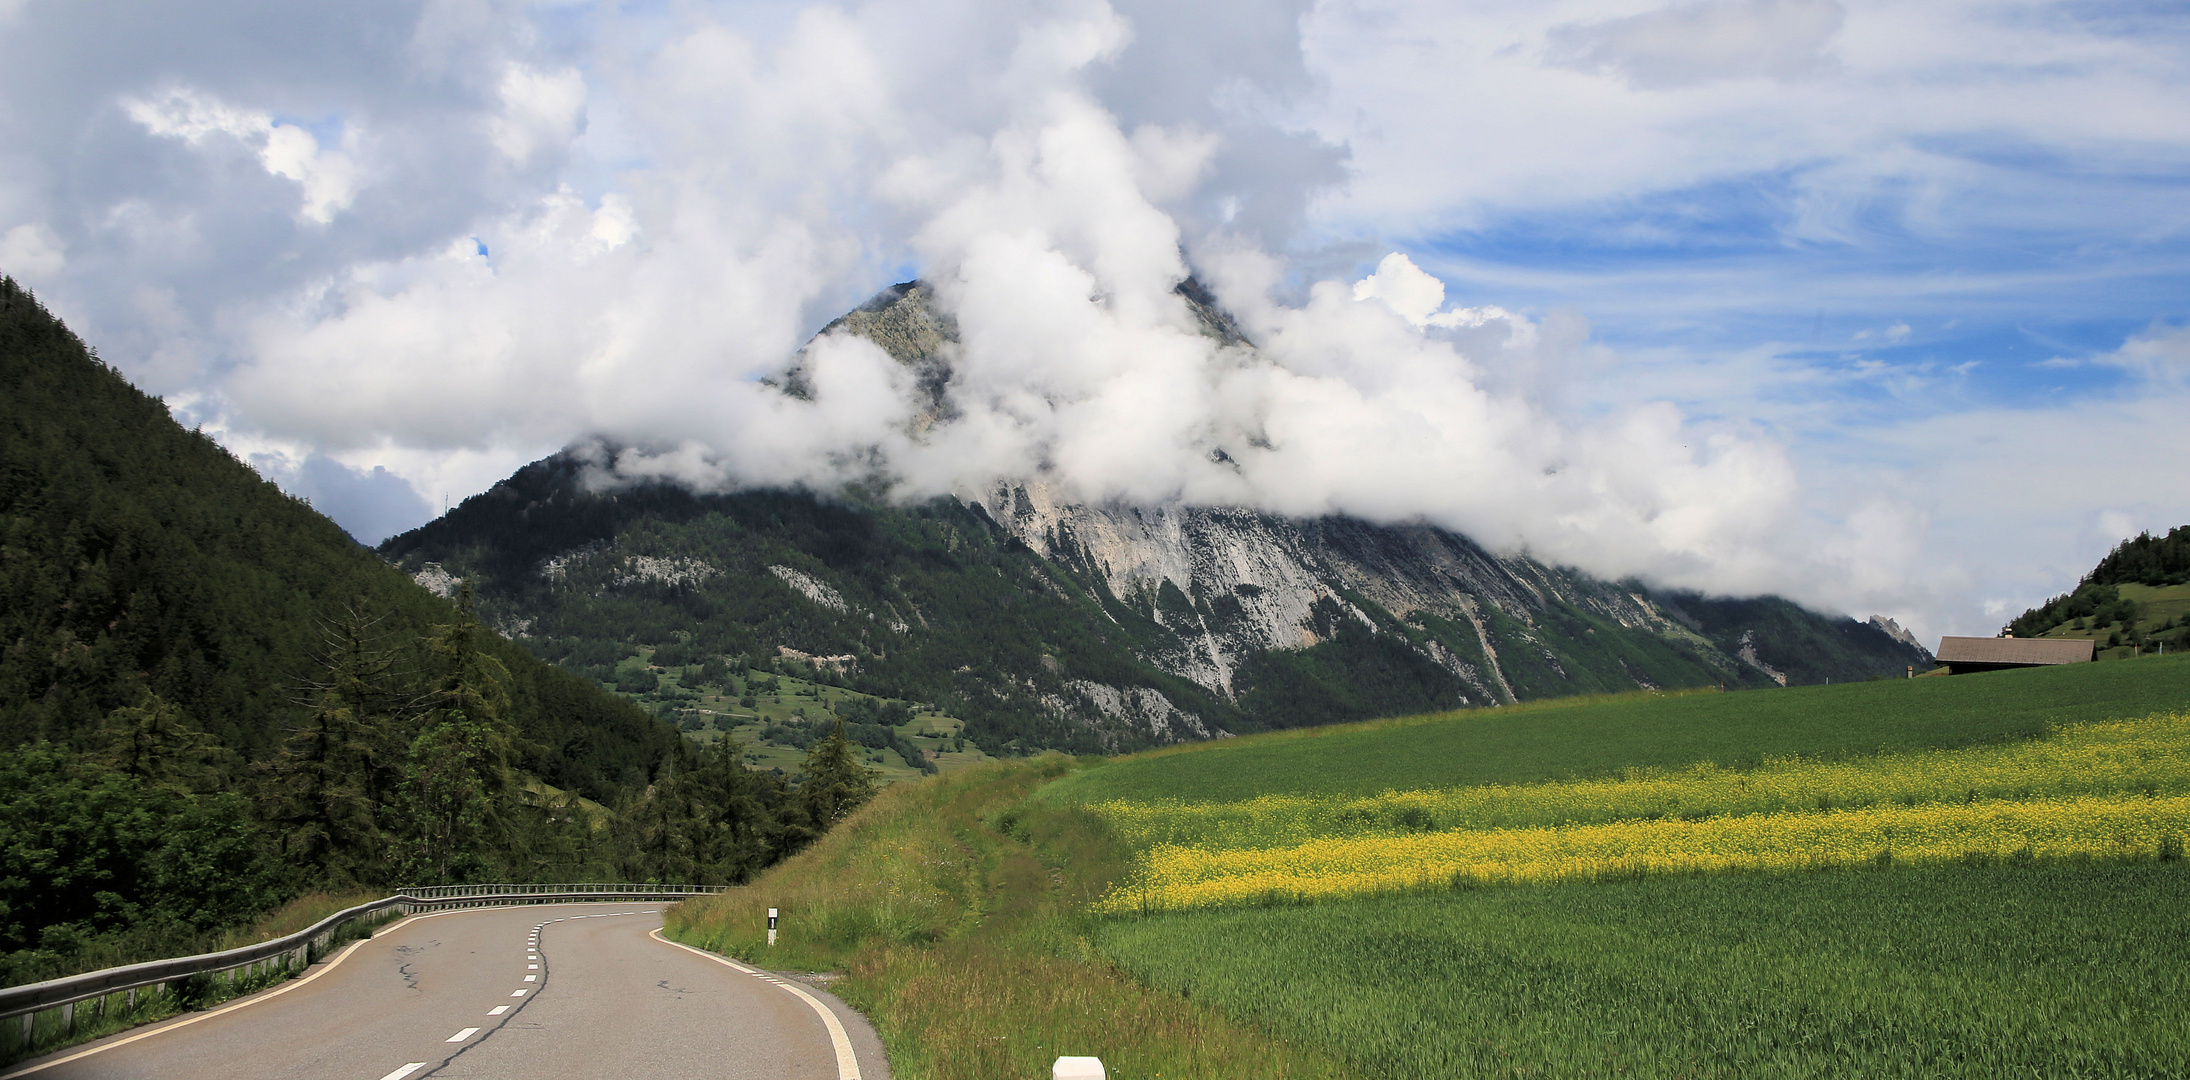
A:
[1934, 636, 2095, 675]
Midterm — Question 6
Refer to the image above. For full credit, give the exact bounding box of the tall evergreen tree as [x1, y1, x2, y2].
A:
[399, 587, 521, 884]
[262, 606, 412, 883]
[797, 719, 878, 828]
[91, 692, 231, 793]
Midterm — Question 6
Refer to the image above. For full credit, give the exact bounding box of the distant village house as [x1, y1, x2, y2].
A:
[1934, 636, 2094, 675]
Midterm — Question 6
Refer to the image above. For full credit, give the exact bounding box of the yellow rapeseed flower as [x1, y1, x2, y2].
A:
[1088, 712, 2190, 913]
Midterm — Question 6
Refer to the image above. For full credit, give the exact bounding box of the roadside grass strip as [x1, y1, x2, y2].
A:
[1092, 712, 2190, 912]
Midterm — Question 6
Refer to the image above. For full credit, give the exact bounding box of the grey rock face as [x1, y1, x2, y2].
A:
[826, 281, 1782, 714]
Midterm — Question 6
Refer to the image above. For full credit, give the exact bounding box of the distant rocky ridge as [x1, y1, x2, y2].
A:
[381, 281, 1933, 754]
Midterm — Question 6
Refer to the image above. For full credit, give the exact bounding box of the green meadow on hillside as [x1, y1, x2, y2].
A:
[1045, 652, 2190, 804]
[666, 654, 2190, 1079]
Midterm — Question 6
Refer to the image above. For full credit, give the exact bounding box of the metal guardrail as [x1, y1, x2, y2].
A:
[0, 884, 727, 1048]
[397, 882, 728, 900]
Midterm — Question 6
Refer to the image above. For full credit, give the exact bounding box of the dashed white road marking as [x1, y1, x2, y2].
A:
[447, 1028, 480, 1043]
[488, 1005, 510, 1016]
[527, 964, 538, 969]
[375, 1065, 429, 1080]
[511, 989, 528, 997]
[523, 974, 537, 982]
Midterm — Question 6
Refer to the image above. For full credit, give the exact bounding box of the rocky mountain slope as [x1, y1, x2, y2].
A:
[381, 282, 1930, 754]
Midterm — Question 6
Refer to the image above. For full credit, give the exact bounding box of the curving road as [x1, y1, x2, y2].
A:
[4, 903, 889, 1080]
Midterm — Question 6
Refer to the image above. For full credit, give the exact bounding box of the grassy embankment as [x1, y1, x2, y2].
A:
[666, 756, 1357, 1080]
[4, 891, 388, 1066]
[669, 655, 2190, 1079]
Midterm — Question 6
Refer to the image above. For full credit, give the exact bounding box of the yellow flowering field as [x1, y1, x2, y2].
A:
[1096, 795, 2190, 911]
[1093, 712, 2190, 850]
[1088, 712, 2190, 912]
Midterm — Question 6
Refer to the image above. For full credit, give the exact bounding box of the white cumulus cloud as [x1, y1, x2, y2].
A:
[124, 87, 358, 223]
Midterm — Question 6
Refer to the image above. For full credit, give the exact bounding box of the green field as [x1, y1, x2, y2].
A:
[1057, 651, 2190, 1076]
[662, 651, 2190, 1080]
[1094, 862, 2190, 1079]
[1046, 652, 2190, 805]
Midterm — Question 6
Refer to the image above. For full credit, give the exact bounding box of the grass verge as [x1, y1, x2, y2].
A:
[663, 758, 1360, 1080]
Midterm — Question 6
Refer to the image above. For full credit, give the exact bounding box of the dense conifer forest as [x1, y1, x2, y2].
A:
[0, 278, 861, 989]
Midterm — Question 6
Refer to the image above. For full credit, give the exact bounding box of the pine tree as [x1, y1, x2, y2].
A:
[92, 691, 231, 793]
[399, 586, 520, 884]
[263, 605, 412, 883]
[797, 719, 877, 828]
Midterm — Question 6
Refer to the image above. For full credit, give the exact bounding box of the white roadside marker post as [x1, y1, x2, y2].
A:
[1053, 1056, 1105, 1080]
[767, 908, 779, 948]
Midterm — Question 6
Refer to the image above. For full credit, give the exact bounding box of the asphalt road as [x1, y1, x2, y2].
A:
[6, 903, 889, 1080]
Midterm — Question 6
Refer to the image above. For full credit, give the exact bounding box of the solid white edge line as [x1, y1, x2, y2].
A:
[647, 929, 863, 1080]
[0, 908, 469, 1080]
[375, 1064, 429, 1080]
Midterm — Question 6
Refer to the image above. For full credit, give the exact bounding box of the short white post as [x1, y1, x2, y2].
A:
[767, 908, 779, 947]
[1054, 1057, 1105, 1080]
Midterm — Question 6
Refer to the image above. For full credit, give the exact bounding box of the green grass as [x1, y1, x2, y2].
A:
[1093, 861, 2190, 1080]
[2124, 582, 2190, 626]
[653, 655, 2190, 1079]
[1046, 653, 2190, 804]
[664, 758, 1357, 1080]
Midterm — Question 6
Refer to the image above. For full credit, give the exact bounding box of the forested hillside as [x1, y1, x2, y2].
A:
[380, 453, 1238, 756]
[0, 277, 852, 989]
[2005, 526, 2190, 654]
[382, 442, 1932, 759]
[0, 277, 673, 792]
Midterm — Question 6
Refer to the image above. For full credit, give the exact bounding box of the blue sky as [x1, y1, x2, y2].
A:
[0, 0, 2185, 640]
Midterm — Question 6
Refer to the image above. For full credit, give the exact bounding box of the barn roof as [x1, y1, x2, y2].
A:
[1935, 636, 2095, 666]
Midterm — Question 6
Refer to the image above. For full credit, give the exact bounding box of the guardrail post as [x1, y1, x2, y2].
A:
[59, 1002, 71, 1035]
[19, 1010, 31, 1044]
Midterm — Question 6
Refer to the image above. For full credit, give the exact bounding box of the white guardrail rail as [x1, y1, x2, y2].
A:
[0, 884, 726, 1050]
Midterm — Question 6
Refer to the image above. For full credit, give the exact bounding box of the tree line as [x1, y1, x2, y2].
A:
[0, 588, 877, 989]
